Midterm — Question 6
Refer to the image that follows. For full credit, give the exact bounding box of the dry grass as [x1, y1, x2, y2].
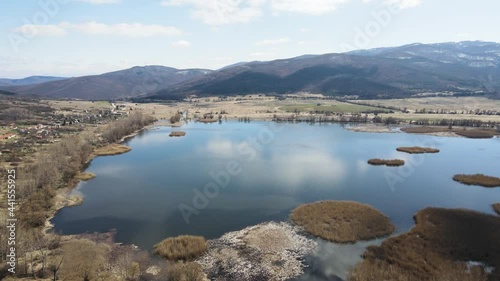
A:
[453, 174, 500, 187]
[352, 207, 500, 280]
[166, 262, 205, 281]
[493, 203, 500, 215]
[396, 146, 440, 154]
[368, 159, 405, 167]
[93, 144, 131, 156]
[454, 129, 495, 139]
[401, 127, 497, 139]
[74, 172, 96, 181]
[169, 131, 186, 137]
[290, 201, 395, 243]
[154, 235, 208, 261]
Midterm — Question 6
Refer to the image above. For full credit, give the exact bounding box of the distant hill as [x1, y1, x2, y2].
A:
[0, 76, 66, 87]
[4, 66, 212, 100]
[4, 41, 500, 100]
[0, 89, 16, 96]
[149, 41, 500, 100]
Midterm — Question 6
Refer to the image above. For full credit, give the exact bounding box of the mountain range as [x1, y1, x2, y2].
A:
[2, 41, 499, 100]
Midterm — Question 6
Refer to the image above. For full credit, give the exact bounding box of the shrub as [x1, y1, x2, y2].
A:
[166, 262, 205, 281]
[493, 203, 500, 215]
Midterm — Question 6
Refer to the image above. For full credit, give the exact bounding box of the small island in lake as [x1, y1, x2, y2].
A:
[367, 158, 405, 167]
[169, 131, 187, 137]
[396, 146, 440, 154]
[493, 203, 500, 215]
[290, 201, 395, 243]
[453, 174, 500, 187]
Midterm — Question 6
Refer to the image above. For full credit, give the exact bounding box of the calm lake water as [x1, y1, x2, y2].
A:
[52, 121, 500, 280]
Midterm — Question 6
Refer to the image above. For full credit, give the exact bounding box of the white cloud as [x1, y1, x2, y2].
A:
[161, 0, 265, 25]
[14, 22, 182, 37]
[74, 0, 121, 4]
[271, 0, 350, 15]
[172, 40, 192, 48]
[14, 24, 67, 36]
[255, 37, 290, 46]
[384, 0, 422, 9]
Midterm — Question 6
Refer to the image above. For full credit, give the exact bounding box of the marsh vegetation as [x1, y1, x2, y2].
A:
[169, 131, 186, 137]
[453, 174, 500, 187]
[154, 235, 208, 261]
[351, 207, 500, 280]
[290, 201, 395, 243]
[93, 144, 132, 156]
[367, 159, 405, 167]
[396, 146, 440, 154]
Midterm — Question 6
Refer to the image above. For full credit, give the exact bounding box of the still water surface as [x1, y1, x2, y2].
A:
[52, 121, 500, 280]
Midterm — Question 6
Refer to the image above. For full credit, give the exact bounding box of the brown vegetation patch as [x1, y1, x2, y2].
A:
[368, 159, 405, 167]
[493, 203, 500, 215]
[74, 172, 95, 181]
[453, 174, 500, 187]
[401, 127, 497, 139]
[154, 235, 208, 261]
[94, 144, 131, 156]
[290, 201, 395, 243]
[169, 131, 186, 137]
[401, 127, 445, 134]
[350, 207, 500, 280]
[454, 129, 495, 139]
[197, 119, 218, 123]
[166, 262, 205, 281]
[396, 146, 440, 154]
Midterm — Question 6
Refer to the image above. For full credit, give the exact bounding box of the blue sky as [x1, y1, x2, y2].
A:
[1, 0, 499, 78]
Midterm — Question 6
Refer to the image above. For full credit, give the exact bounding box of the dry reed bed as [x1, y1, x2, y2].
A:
[197, 119, 218, 123]
[169, 131, 186, 137]
[154, 235, 208, 261]
[396, 146, 440, 154]
[493, 203, 500, 215]
[351, 207, 500, 281]
[401, 127, 497, 139]
[290, 201, 395, 243]
[368, 159, 405, 167]
[453, 174, 500, 187]
[74, 172, 96, 181]
[93, 144, 131, 156]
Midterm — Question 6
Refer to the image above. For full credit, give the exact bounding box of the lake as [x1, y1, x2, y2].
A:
[52, 121, 500, 280]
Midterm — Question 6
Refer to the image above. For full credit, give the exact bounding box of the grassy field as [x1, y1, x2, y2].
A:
[290, 201, 394, 243]
[352, 207, 500, 280]
[452, 174, 500, 187]
[281, 102, 390, 114]
[352, 97, 500, 112]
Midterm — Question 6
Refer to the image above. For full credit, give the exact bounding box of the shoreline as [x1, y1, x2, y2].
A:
[45, 123, 161, 234]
